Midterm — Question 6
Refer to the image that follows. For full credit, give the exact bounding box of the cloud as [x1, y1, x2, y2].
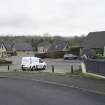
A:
[0, 0, 105, 36]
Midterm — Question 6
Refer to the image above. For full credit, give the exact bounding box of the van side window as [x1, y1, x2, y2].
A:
[39, 59, 43, 63]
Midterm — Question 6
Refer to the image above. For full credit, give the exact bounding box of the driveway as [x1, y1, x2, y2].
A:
[0, 77, 105, 105]
[0, 56, 81, 73]
[44, 58, 81, 73]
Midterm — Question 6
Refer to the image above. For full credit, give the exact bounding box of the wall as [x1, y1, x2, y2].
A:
[83, 59, 105, 76]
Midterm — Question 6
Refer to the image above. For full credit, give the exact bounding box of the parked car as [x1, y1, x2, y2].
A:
[64, 54, 78, 60]
[21, 57, 47, 71]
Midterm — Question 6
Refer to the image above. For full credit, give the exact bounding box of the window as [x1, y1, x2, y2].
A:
[39, 59, 43, 63]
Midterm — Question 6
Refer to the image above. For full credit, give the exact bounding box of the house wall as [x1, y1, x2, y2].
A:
[38, 47, 44, 53]
[0, 43, 8, 57]
[16, 51, 34, 57]
[38, 47, 48, 53]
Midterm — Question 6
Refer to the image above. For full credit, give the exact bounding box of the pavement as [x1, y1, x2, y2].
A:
[0, 73, 105, 105]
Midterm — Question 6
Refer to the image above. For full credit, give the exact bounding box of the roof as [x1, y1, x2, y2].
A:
[38, 42, 51, 48]
[13, 42, 33, 51]
[83, 31, 105, 49]
[0, 40, 13, 51]
[47, 41, 69, 52]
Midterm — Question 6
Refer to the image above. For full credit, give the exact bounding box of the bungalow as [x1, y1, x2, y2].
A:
[12, 42, 34, 56]
[82, 31, 105, 57]
[47, 41, 70, 58]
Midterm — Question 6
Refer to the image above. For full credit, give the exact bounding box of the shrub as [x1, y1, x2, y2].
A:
[0, 59, 12, 64]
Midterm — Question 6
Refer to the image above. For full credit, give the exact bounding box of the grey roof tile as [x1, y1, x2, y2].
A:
[13, 42, 33, 51]
[47, 41, 69, 52]
[83, 31, 105, 49]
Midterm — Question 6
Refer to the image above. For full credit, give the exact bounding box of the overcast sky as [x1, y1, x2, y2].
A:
[0, 0, 105, 36]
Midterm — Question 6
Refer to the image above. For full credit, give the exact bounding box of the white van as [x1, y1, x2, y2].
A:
[21, 57, 47, 71]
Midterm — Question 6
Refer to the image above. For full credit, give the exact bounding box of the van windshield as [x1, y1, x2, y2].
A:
[39, 59, 43, 63]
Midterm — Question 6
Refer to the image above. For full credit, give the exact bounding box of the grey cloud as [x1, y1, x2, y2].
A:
[0, 17, 25, 27]
[0, 0, 105, 36]
[0, 15, 39, 29]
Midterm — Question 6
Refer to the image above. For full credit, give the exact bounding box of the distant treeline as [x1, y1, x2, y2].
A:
[0, 35, 85, 51]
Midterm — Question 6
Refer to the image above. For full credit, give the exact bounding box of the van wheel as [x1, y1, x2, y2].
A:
[21, 67, 25, 71]
[35, 65, 38, 71]
[21, 65, 24, 71]
[30, 68, 33, 71]
[32, 66, 35, 71]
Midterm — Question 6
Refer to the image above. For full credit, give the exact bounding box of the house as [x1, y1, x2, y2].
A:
[47, 41, 70, 58]
[0, 41, 13, 57]
[67, 36, 85, 56]
[0, 41, 7, 57]
[37, 42, 51, 53]
[12, 42, 34, 56]
[35, 42, 51, 58]
[82, 31, 105, 56]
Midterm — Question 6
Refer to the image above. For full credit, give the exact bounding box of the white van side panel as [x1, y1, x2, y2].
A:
[21, 57, 46, 69]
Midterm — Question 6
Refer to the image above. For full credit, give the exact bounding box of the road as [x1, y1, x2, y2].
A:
[0, 77, 105, 105]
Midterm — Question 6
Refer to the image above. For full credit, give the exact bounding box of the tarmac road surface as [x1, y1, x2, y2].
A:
[0, 77, 105, 105]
